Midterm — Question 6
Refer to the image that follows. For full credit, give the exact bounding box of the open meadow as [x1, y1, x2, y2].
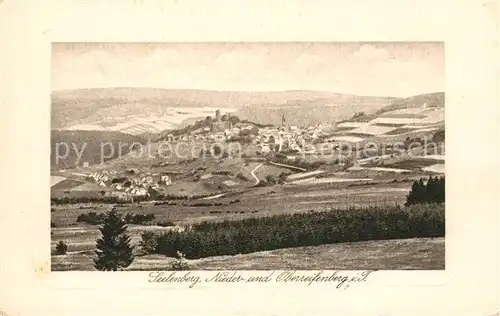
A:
[52, 237, 444, 271]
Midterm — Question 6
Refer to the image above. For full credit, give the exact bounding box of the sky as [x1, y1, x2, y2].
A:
[52, 42, 444, 97]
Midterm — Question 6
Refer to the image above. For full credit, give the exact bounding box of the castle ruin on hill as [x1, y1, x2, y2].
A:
[210, 109, 233, 133]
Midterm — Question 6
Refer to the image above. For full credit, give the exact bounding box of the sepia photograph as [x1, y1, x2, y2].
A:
[50, 42, 445, 271]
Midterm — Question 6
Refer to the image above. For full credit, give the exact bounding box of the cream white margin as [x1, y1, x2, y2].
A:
[0, 0, 499, 315]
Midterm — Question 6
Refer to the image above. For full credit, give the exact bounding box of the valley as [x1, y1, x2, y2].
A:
[51, 89, 445, 271]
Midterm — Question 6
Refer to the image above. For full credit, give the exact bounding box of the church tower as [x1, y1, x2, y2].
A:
[281, 113, 289, 131]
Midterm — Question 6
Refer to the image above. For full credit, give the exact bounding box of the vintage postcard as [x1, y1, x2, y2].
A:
[1, 1, 499, 316]
[50, 42, 446, 272]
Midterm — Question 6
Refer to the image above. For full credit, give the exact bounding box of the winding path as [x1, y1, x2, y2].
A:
[250, 163, 264, 185]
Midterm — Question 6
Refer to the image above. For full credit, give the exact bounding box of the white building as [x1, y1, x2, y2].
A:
[260, 144, 271, 153]
[161, 175, 172, 186]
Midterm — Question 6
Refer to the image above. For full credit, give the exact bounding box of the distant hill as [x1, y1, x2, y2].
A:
[374, 92, 445, 115]
[51, 88, 400, 131]
[238, 92, 445, 127]
[52, 87, 395, 108]
[51, 130, 145, 170]
[52, 88, 444, 133]
[335, 92, 445, 123]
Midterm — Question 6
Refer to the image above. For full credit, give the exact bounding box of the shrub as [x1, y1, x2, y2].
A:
[154, 201, 177, 206]
[236, 173, 250, 181]
[76, 212, 105, 225]
[139, 231, 158, 254]
[278, 171, 290, 183]
[212, 170, 232, 176]
[127, 213, 155, 225]
[94, 209, 135, 271]
[170, 251, 190, 271]
[157, 221, 175, 227]
[51, 222, 57, 228]
[55, 241, 68, 255]
[265, 175, 279, 185]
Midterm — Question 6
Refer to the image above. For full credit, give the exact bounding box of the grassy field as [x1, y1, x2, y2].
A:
[51, 180, 413, 228]
[51, 237, 444, 271]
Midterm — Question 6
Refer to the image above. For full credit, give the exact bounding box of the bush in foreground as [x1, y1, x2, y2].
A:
[139, 231, 158, 254]
[170, 251, 190, 271]
[157, 220, 175, 227]
[151, 204, 444, 259]
[55, 241, 68, 255]
[77, 212, 105, 225]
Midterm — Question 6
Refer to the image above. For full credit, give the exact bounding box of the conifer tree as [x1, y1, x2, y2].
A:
[416, 178, 427, 203]
[436, 176, 445, 203]
[405, 180, 419, 206]
[405, 177, 425, 206]
[94, 209, 134, 271]
[425, 176, 437, 202]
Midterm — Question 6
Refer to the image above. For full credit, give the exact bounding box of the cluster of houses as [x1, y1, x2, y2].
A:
[253, 124, 328, 154]
[158, 110, 336, 155]
[232, 114, 334, 154]
[86, 170, 173, 198]
[87, 170, 116, 186]
[189, 111, 334, 155]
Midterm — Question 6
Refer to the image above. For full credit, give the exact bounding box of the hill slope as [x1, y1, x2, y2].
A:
[51, 130, 146, 169]
[375, 92, 445, 115]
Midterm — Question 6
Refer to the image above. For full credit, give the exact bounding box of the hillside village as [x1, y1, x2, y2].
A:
[51, 95, 445, 203]
[161, 109, 330, 154]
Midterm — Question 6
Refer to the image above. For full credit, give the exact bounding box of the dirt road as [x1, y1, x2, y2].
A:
[250, 163, 263, 185]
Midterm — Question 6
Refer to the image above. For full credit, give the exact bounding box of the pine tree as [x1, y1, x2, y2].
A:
[94, 209, 134, 271]
[405, 177, 426, 206]
[405, 180, 419, 206]
[416, 178, 427, 203]
[425, 176, 437, 203]
[436, 176, 445, 203]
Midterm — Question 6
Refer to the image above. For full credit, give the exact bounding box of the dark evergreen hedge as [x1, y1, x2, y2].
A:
[147, 204, 444, 259]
